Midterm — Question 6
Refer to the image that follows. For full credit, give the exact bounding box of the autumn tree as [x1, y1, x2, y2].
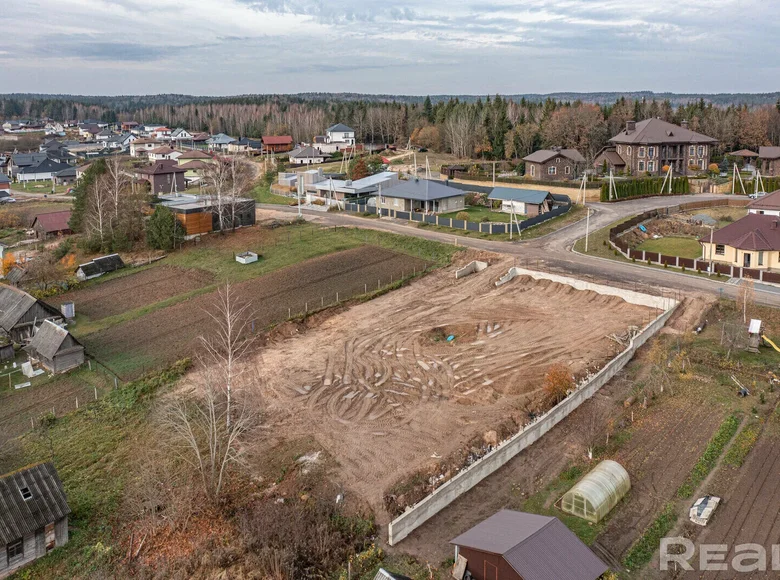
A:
[203, 157, 252, 233]
[543, 363, 575, 406]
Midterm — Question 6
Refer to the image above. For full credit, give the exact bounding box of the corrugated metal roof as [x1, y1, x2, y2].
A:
[747, 188, 780, 210]
[327, 123, 354, 133]
[488, 187, 552, 204]
[32, 210, 72, 233]
[380, 178, 463, 201]
[451, 510, 607, 580]
[0, 463, 71, 545]
[701, 213, 780, 251]
[759, 146, 780, 160]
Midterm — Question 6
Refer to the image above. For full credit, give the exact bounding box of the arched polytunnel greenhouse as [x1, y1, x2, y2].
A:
[561, 460, 630, 523]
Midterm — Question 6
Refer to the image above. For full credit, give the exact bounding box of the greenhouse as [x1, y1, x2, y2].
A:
[560, 460, 630, 523]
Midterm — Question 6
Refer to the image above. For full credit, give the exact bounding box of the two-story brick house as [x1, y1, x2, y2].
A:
[594, 119, 717, 176]
[522, 147, 585, 181]
[758, 147, 780, 176]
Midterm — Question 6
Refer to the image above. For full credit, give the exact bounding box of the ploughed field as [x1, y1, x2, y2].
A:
[66, 247, 427, 379]
[251, 258, 655, 516]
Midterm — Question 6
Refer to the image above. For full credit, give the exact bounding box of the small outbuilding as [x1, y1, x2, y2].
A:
[450, 510, 607, 580]
[75, 254, 125, 281]
[0, 462, 71, 578]
[0, 286, 62, 343]
[488, 187, 554, 217]
[561, 460, 631, 524]
[30, 210, 73, 239]
[24, 319, 84, 373]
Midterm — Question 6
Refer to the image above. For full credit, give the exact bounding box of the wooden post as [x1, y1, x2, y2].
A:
[94, 387, 98, 400]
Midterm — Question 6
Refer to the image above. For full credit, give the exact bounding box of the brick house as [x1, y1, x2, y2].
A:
[523, 148, 585, 181]
[596, 119, 717, 176]
[759, 147, 780, 176]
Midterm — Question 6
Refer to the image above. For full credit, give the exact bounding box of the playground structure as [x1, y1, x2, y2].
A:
[746, 318, 780, 353]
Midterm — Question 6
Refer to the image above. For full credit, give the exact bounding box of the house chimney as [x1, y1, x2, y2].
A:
[681, 119, 689, 129]
[626, 120, 636, 133]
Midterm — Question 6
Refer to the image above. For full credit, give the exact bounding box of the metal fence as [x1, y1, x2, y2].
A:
[344, 198, 572, 235]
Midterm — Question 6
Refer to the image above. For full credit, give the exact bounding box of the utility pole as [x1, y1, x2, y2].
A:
[492, 161, 496, 186]
[585, 207, 591, 253]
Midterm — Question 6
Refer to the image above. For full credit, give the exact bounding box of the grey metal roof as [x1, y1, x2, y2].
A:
[489, 187, 552, 204]
[11, 153, 48, 167]
[207, 133, 236, 144]
[0, 286, 38, 331]
[609, 118, 717, 144]
[0, 174, 10, 184]
[523, 149, 586, 164]
[0, 462, 70, 545]
[77, 254, 124, 277]
[374, 569, 412, 580]
[327, 123, 354, 133]
[19, 159, 72, 175]
[27, 319, 79, 360]
[380, 178, 464, 201]
[55, 166, 77, 178]
[451, 510, 607, 580]
[290, 146, 330, 159]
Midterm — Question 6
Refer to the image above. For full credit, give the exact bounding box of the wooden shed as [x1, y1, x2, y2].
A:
[24, 320, 84, 374]
[0, 286, 62, 343]
[0, 463, 70, 578]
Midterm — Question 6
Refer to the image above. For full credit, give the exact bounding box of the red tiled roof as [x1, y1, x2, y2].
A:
[702, 213, 780, 251]
[262, 135, 293, 145]
[148, 146, 176, 155]
[747, 189, 780, 210]
[32, 210, 72, 233]
[177, 150, 211, 159]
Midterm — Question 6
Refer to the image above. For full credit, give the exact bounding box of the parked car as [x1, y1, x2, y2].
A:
[749, 191, 767, 199]
[0, 197, 16, 203]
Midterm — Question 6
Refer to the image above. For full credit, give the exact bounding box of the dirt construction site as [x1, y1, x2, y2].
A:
[250, 252, 659, 519]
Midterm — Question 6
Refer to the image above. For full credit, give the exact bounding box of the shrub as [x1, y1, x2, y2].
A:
[543, 363, 575, 406]
[455, 211, 470, 221]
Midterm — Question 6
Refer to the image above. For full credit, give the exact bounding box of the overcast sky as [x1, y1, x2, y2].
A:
[3, 0, 778, 96]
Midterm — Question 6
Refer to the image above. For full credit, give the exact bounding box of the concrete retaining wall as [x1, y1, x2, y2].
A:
[387, 270, 677, 545]
[455, 261, 488, 279]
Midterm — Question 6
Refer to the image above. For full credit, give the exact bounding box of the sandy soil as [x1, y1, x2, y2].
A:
[249, 254, 654, 518]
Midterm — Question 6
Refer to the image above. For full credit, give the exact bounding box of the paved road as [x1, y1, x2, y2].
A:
[258, 194, 780, 308]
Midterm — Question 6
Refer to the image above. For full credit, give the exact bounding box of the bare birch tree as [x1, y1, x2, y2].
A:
[199, 283, 255, 428]
[163, 371, 251, 500]
[85, 173, 112, 247]
[105, 155, 131, 222]
[203, 158, 252, 233]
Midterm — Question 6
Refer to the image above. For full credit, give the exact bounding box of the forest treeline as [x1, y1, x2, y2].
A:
[3, 94, 780, 161]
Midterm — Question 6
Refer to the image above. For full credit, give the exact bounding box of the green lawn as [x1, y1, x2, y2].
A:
[250, 182, 295, 205]
[635, 236, 703, 260]
[439, 205, 514, 223]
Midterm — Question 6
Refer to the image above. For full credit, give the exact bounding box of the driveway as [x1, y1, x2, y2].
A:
[258, 194, 780, 307]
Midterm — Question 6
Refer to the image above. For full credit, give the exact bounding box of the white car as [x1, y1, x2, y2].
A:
[749, 191, 767, 199]
[690, 495, 721, 526]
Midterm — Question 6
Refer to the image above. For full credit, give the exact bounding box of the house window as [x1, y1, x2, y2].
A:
[393, 198, 399, 207]
[689, 145, 695, 156]
[19, 486, 32, 501]
[565, 165, 571, 174]
[530, 164, 536, 177]
[380, 196, 386, 204]
[617, 145, 622, 154]
[556, 157, 561, 163]
[627, 146, 632, 156]
[759, 251, 764, 266]
[638, 160, 645, 171]
[638, 146, 646, 158]
[698, 145, 704, 157]
[648, 161, 654, 172]
[648, 146, 655, 158]
[715, 244, 725, 255]
[699, 159, 705, 170]
[548, 166, 556, 175]
[7, 538, 23, 561]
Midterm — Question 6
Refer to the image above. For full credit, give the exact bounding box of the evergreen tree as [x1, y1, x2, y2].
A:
[423, 96, 433, 123]
[146, 206, 184, 250]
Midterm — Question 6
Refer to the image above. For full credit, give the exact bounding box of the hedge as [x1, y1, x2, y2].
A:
[743, 177, 780, 195]
[600, 177, 690, 201]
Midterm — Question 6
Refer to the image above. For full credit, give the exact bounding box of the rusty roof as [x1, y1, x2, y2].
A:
[32, 210, 72, 233]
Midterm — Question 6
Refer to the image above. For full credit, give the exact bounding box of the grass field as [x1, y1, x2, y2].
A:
[439, 206, 513, 223]
[54, 222, 460, 378]
[635, 236, 703, 259]
[250, 182, 294, 205]
[685, 205, 747, 228]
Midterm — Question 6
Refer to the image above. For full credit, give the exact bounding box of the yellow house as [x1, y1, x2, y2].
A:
[176, 150, 215, 165]
[700, 213, 780, 270]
